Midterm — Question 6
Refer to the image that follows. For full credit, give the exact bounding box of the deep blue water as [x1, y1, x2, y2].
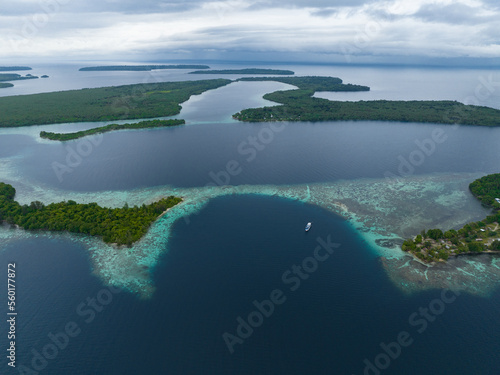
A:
[1, 64, 499, 190]
[2, 195, 499, 374]
[5, 121, 500, 191]
[1, 64, 500, 374]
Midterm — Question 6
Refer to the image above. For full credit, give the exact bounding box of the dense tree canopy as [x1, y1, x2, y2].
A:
[0, 73, 38, 82]
[402, 173, 500, 262]
[0, 79, 231, 127]
[233, 76, 500, 126]
[0, 183, 182, 246]
[469, 173, 500, 207]
[40, 119, 185, 141]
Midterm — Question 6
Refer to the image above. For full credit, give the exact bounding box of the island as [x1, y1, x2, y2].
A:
[2, 76, 500, 129]
[0, 79, 231, 127]
[402, 173, 500, 262]
[189, 68, 294, 75]
[40, 119, 185, 141]
[0, 73, 39, 82]
[0, 182, 182, 246]
[79, 65, 210, 71]
[41, 75, 49, 78]
[0, 83, 14, 89]
[232, 76, 500, 126]
[0, 66, 32, 71]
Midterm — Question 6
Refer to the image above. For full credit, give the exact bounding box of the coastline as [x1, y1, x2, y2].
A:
[1, 173, 497, 297]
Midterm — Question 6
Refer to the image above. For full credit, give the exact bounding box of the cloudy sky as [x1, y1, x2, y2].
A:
[1, 0, 499, 65]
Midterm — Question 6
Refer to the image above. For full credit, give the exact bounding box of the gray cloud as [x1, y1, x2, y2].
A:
[1, 0, 499, 63]
[250, 0, 374, 9]
[412, 2, 496, 25]
[310, 8, 339, 18]
[0, 0, 378, 17]
[0, 0, 201, 16]
[482, 0, 500, 10]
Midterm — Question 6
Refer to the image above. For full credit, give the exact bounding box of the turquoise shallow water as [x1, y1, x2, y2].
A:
[0, 171, 496, 298]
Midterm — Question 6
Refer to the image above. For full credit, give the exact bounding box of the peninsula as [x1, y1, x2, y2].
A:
[0, 182, 182, 246]
[0, 79, 231, 127]
[2, 75, 500, 128]
[232, 76, 500, 126]
[40, 119, 185, 141]
[402, 173, 500, 263]
[189, 68, 294, 75]
[79, 65, 210, 71]
[0, 83, 14, 89]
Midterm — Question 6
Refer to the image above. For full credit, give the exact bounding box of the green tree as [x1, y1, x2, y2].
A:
[467, 242, 485, 253]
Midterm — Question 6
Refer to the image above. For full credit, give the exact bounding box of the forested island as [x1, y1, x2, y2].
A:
[402, 173, 500, 263]
[3, 75, 500, 129]
[40, 119, 185, 141]
[189, 68, 294, 75]
[0, 73, 38, 82]
[79, 65, 210, 71]
[0, 182, 182, 246]
[0, 66, 32, 71]
[233, 76, 500, 126]
[0, 73, 39, 88]
[0, 79, 231, 127]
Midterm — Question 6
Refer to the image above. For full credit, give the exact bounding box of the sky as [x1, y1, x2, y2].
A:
[1, 0, 499, 65]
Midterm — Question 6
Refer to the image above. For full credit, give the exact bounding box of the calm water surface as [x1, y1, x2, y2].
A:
[1, 63, 500, 374]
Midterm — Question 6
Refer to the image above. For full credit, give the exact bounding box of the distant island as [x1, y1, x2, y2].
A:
[189, 68, 294, 75]
[0, 66, 32, 71]
[79, 65, 210, 71]
[0, 83, 14, 89]
[40, 119, 185, 141]
[0, 73, 38, 82]
[0, 182, 182, 246]
[232, 76, 500, 126]
[41, 75, 49, 78]
[402, 173, 500, 263]
[0, 79, 231, 127]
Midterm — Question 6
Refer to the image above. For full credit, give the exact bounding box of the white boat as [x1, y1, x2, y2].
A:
[305, 222, 312, 232]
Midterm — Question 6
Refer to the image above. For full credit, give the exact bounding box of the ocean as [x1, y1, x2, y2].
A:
[1, 62, 500, 374]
